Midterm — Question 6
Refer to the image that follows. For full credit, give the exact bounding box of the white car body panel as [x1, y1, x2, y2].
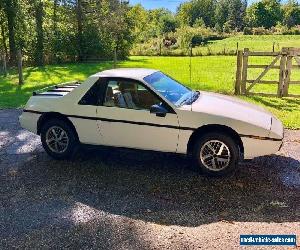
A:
[95, 106, 179, 152]
[19, 68, 284, 160]
[240, 137, 282, 159]
[19, 111, 40, 134]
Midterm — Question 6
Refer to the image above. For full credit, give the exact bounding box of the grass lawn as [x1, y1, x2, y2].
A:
[0, 56, 299, 129]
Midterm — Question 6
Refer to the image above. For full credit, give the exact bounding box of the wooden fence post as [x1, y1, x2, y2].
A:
[17, 50, 24, 85]
[235, 50, 243, 95]
[278, 50, 286, 97]
[283, 55, 292, 97]
[241, 48, 249, 94]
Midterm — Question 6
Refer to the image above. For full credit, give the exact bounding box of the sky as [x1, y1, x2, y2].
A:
[129, 0, 280, 12]
[129, 0, 188, 12]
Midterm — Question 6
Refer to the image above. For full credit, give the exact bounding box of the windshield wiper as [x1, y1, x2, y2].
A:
[177, 95, 191, 106]
[179, 91, 200, 106]
[191, 91, 200, 103]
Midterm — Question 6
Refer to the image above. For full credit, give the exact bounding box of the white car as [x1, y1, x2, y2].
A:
[19, 68, 284, 176]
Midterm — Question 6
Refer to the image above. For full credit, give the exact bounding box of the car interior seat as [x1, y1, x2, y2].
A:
[104, 86, 115, 106]
[115, 81, 138, 109]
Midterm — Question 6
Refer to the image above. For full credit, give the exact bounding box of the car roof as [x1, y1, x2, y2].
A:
[92, 68, 159, 81]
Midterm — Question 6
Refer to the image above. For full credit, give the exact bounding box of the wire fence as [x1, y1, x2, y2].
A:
[0, 48, 237, 93]
[130, 42, 282, 57]
[2, 46, 299, 96]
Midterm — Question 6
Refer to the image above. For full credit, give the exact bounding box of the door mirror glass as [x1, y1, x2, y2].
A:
[150, 104, 168, 117]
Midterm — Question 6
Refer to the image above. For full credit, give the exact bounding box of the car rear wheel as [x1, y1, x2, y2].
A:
[41, 119, 78, 160]
[193, 132, 240, 176]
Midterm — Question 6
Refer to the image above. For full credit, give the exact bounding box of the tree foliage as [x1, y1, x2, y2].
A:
[1, 0, 300, 68]
[0, 0, 135, 66]
[282, 0, 300, 28]
[214, 0, 247, 32]
[177, 0, 216, 27]
[246, 0, 282, 28]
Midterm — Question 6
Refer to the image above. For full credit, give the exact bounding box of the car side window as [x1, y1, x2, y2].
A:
[103, 79, 161, 110]
[78, 80, 102, 106]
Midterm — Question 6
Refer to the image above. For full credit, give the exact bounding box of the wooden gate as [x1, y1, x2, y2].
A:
[235, 47, 300, 98]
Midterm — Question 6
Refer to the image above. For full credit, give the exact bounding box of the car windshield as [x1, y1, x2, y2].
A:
[144, 72, 199, 107]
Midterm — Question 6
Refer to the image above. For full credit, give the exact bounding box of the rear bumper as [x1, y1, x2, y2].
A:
[19, 111, 41, 134]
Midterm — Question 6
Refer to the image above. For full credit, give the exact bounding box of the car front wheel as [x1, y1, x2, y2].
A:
[41, 119, 78, 160]
[193, 132, 240, 176]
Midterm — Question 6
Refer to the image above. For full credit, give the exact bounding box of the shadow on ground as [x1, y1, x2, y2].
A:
[0, 109, 299, 248]
[1, 147, 299, 233]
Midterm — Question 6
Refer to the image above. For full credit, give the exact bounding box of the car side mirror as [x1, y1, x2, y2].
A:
[150, 104, 168, 117]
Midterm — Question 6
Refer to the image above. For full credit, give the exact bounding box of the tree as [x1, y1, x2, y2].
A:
[227, 0, 247, 31]
[33, 0, 44, 66]
[193, 17, 206, 28]
[246, 0, 282, 28]
[215, 0, 246, 31]
[177, 0, 216, 28]
[215, 0, 229, 30]
[2, 0, 17, 64]
[282, 0, 300, 28]
[127, 4, 148, 42]
[0, 2, 8, 59]
[148, 8, 173, 36]
[76, 0, 83, 62]
[160, 13, 177, 33]
[176, 2, 193, 26]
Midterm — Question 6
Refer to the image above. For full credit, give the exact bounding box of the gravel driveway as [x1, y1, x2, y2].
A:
[0, 109, 299, 249]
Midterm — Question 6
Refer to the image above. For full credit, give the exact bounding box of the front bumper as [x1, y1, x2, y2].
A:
[242, 136, 283, 159]
[242, 117, 284, 159]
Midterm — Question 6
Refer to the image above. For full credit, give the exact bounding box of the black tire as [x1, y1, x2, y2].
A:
[193, 132, 240, 177]
[40, 118, 78, 160]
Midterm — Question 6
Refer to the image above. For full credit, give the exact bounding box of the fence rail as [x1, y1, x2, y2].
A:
[235, 47, 300, 98]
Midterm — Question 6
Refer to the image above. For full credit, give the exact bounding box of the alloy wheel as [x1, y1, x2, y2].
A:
[200, 140, 231, 171]
[45, 126, 69, 153]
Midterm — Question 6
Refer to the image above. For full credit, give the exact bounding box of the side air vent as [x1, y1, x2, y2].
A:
[32, 81, 81, 96]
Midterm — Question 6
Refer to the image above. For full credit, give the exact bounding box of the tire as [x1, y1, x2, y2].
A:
[193, 132, 240, 177]
[40, 118, 78, 160]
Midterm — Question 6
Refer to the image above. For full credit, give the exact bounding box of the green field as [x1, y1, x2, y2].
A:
[133, 35, 300, 56]
[0, 55, 299, 128]
[193, 35, 300, 55]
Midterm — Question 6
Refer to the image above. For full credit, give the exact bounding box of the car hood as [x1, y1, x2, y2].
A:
[190, 91, 272, 130]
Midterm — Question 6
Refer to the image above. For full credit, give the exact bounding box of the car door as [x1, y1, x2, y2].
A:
[68, 78, 105, 145]
[96, 78, 180, 153]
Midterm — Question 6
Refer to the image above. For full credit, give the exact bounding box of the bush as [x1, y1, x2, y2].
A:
[288, 26, 300, 35]
[241, 24, 300, 35]
[243, 27, 252, 35]
[176, 26, 224, 48]
[272, 24, 290, 34]
[252, 27, 271, 35]
[222, 21, 232, 34]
